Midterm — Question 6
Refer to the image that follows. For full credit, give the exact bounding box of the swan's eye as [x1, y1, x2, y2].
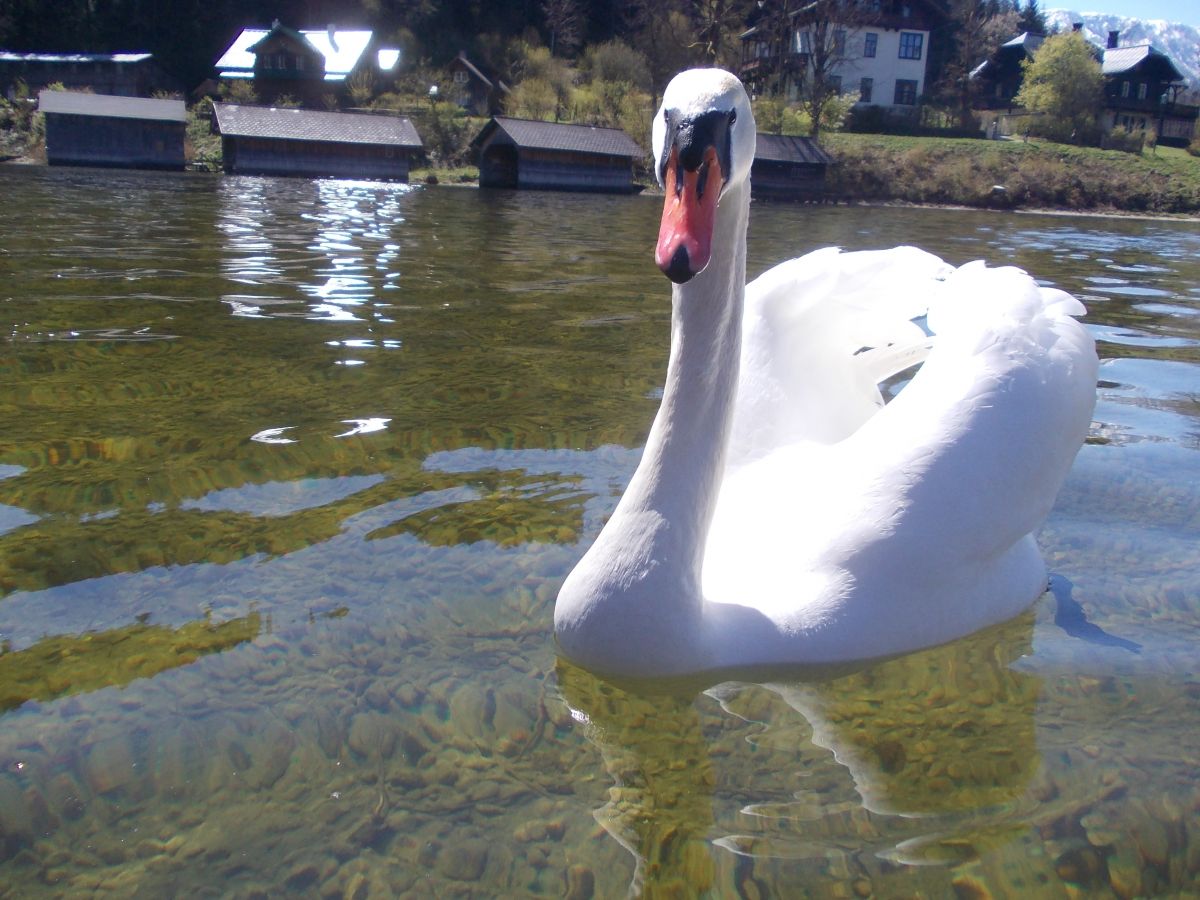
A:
[730, 110, 737, 126]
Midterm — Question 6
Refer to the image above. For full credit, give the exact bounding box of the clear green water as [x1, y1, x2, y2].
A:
[0, 165, 1198, 898]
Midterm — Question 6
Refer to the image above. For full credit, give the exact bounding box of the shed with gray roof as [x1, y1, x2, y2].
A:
[38, 90, 186, 170]
[751, 133, 832, 200]
[212, 103, 423, 180]
[470, 117, 644, 193]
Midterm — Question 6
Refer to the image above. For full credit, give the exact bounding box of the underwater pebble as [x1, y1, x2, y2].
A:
[81, 735, 136, 796]
[435, 837, 489, 881]
[364, 682, 391, 711]
[347, 713, 398, 760]
[1132, 817, 1170, 869]
[1106, 848, 1144, 900]
[565, 864, 595, 900]
[343, 871, 369, 900]
[284, 863, 320, 891]
[395, 684, 423, 708]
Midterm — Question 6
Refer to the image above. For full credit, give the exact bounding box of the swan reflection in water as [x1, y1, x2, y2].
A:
[555, 611, 1046, 897]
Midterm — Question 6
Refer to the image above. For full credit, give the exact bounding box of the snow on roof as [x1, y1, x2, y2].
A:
[0, 51, 153, 64]
[215, 27, 373, 81]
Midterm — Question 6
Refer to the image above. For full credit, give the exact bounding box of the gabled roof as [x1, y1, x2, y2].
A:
[215, 26, 375, 82]
[471, 117, 642, 158]
[1000, 32, 1045, 53]
[38, 90, 186, 122]
[212, 103, 422, 148]
[246, 22, 322, 58]
[754, 133, 833, 165]
[1102, 44, 1183, 81]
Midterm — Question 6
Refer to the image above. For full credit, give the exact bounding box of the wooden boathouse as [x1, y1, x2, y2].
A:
[750, 133, 833, 200]
[212, 103, 423, 180]
[471, 117, 643, 193]
[38, 90, 186, 170]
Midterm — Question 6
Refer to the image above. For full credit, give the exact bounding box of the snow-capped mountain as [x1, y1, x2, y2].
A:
[1046, 10, 1200, 88]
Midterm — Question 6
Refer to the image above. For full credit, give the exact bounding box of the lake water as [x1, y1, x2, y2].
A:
[0, 165, 1198, 898]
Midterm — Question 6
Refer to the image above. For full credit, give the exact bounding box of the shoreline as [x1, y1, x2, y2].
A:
[6, 157, 1198, 223]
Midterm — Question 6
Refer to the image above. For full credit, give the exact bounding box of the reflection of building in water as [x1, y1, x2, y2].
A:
[218, 177, 414, 324]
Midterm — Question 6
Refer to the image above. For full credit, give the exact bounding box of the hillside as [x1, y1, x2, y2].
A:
[1046, 10, 1200, 87]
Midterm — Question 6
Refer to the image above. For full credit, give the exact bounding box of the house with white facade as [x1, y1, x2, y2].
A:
[739, 0, 941, 112]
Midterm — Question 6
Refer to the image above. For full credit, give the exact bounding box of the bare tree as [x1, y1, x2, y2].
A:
[744, 0, 803, 100]
[791, 0, 871, 137]
[625, 0, 697, 107]
[542, 0, 582, 57]
[942, 0, 1019, 128]
[686, 0, 754, 68]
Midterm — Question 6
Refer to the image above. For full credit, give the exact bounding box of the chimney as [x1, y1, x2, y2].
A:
[1107, 30, 1119, 49]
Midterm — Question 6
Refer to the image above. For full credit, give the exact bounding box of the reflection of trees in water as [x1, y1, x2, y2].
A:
[0, 612, 261, 712]
[0, 459, 590, 596]
[557, 611, 1046, 895]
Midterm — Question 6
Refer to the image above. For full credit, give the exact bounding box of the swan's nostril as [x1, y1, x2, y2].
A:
[665, 245, 694, 284]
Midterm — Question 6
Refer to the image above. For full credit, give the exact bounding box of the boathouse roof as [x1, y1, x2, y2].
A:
[212, 103, 422, 148]
[471, 117, 643, 159]
[38, 90, 186, 122]
[754, 133, 833, 166]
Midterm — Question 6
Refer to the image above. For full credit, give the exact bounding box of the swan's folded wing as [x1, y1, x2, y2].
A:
[730, 247, 952, 462]
[834, 261, 1098, 583]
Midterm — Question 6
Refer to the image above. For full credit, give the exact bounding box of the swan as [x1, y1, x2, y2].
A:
[553, 68, 1098, 678]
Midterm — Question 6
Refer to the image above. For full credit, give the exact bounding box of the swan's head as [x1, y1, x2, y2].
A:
[652, 68, 755, 284]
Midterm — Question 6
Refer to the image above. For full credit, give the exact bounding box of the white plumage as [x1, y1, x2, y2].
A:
[554, 69, 1098, 678]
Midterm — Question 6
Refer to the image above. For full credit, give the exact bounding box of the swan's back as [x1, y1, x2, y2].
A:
[706, 249, 1098, 663]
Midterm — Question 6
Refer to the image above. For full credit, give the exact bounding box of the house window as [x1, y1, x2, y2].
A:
[898, 32, 923, 60]
[863, 33, 878, 58]
[894, 79, 918, 105]
[829, 75, 842, 94]
[797, 30, 811, 54]
[1121, 80, 1130, 98]
[860, 77, 873, 102]
[833, 29, 847, 56]
[1137, 82, 1147, 100]
[453, 69, 467, 84]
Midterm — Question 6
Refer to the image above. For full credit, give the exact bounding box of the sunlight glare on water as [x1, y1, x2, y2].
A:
[0, 165, 1198, 897]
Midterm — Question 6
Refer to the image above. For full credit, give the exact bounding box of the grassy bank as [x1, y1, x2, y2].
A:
[823, 133, 1200, 215]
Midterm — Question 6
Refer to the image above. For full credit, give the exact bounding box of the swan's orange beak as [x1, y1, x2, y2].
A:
[655, 145, 723, 284]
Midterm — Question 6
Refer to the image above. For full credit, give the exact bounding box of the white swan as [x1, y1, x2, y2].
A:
[554, 69, 1098, 678]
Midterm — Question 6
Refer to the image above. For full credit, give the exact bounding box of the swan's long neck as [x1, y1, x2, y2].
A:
[632, 180, 749, 586]
[554, 180, 749, 673]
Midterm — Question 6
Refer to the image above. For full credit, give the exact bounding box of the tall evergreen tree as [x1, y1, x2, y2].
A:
[1017, 0, 1046, 34]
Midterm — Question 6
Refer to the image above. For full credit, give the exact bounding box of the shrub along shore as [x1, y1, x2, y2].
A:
[823, 132, 1200, 216]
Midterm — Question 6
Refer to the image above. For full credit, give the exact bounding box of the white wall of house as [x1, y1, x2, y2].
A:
[789, 25, 930, 109]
